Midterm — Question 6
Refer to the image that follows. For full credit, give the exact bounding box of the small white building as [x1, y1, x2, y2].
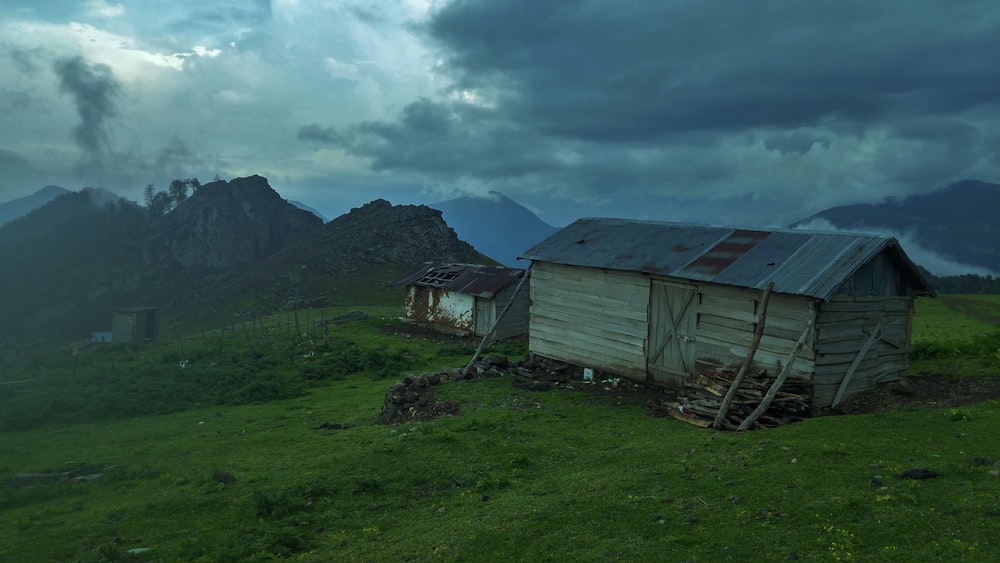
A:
[394, 263, 529, 338]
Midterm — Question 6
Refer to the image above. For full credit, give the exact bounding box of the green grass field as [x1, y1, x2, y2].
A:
[911, 295, 1000, 377]
[1, 297, 999, 561]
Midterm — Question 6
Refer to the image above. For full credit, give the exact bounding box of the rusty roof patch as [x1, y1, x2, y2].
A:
[678, 229, 770, 280]
[518, 218, 934, 300]
[393, 262, 526, 298]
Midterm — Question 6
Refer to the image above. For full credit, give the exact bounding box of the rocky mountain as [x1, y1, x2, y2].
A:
[429, 191, 558, 267]
[793, 179, 1000, 274]
[0, 185, 71, 226]
[0, 176, 492, 342]
[178, 199, 495, 317]
[143, 175, 323, 272]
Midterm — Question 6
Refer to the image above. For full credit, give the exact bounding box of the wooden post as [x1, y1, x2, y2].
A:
[738, 304, 816, 430]
[217, 315, 224, 363]
[713, 281, 774, 429]
[242, 319, 254, 358]
[174, 326, 185, 359]
[323, 310, 330, 344]
[462, 265, 531, 376]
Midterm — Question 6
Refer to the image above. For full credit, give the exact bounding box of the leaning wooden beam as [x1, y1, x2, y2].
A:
[738, 304, 816, 431]
[831, 321, 883, 408]
[461, 265, 532, 376]
[713, 281, 775, 429]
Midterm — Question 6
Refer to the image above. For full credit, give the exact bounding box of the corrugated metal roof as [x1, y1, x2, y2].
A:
[519, 218, 934, 300]
[393, 262, 526, 298]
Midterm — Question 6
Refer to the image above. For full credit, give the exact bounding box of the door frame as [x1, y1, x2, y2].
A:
[647, 280, 698, 383]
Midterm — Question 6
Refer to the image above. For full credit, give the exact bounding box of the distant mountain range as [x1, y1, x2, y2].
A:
[429, 191, 558, 267]
[1, 176, 995, 343]
[0, 176, 490, 342]
[792, 179, 999, 274]
[0, 185, 69, 226]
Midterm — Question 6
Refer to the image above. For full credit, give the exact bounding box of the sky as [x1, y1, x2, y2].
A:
[1, 0, 998, 229]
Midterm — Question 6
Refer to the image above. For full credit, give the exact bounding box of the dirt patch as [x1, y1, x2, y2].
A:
[541, 373, 1000, 419]
[830, 375, 1000, 415]
[377, 321, 478, 347]
[556, 378, 677, 408]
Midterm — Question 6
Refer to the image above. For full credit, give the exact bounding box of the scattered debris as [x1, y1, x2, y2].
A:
[648, 366, 810, 430]
[317, 422, 352, 430]
[380, 353, 670, 423]
[380, 368, 469, 423]
[514, 381, 553, 392]
[894, 468, 939, 479]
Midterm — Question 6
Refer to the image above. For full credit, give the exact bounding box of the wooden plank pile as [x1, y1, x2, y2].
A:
[668, 366, 811, 430]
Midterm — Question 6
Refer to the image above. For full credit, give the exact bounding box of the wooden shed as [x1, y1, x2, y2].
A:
[111, 306, 159, 343]
[393, 263, 529, 339]
[519, 218, 935, 410]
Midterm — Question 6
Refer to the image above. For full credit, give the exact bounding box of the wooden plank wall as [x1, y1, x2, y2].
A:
[529, 263, 649, 379]
[693, 284, 816, 380]
[812, 296, 913, 407]
[493, 281, 530, 339]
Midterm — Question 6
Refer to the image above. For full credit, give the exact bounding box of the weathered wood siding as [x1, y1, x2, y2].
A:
[691, 283, 816, 381]
[528, 260, 917, 411]
[837, 250, 925, 298]
[812, 296, 913, 407]
[529, 262, 649, 379]
[490, 281, 530, 339]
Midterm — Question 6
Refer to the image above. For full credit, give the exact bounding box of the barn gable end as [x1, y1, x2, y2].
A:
[520, 218, 934, 411]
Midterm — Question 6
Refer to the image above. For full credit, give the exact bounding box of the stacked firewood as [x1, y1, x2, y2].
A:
[666, 366, 811, 429]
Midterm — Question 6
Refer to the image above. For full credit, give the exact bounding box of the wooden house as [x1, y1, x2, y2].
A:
[519, 218, 935, 409]
[111, 306, 159, 343]
[394, 263, 529, 339]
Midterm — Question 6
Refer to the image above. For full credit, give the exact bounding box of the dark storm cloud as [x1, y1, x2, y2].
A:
[876, 117, 984, 185]
[428, 0, 1000, 138]
[764, 132, 831, 156]
[53, 55, 122, 157]
[301, 97, 558, 179]
[302, 0, 999, 207]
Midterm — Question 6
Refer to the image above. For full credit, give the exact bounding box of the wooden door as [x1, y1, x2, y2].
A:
[474, 298, 493, 337]
[648, 281, 697, 383]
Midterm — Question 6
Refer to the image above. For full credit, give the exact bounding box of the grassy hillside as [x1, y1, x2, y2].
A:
[1, 298, 999, 561]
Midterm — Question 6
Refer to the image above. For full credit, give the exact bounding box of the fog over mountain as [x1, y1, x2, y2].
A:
[792, 179, 1000, 276]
